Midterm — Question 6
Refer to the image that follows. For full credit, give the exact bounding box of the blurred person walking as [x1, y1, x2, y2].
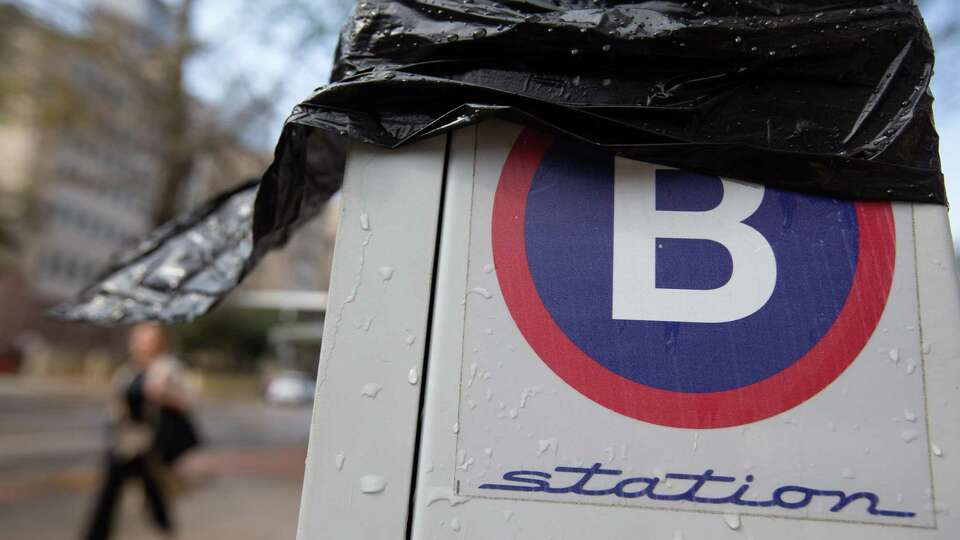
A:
[82, 323, 201, 540]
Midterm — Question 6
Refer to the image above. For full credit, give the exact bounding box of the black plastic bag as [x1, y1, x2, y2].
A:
[54, 0, 943, 324]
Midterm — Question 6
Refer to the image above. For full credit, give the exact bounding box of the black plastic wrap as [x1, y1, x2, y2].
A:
[54, 0, 944, 324]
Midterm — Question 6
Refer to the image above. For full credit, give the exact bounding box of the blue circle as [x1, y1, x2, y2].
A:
[524, 139, 860, 393]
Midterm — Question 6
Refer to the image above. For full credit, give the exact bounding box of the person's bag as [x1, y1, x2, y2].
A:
[153, 406, 201, 464]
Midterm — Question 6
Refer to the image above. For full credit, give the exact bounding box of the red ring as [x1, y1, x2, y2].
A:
[491, 129, 896, 429]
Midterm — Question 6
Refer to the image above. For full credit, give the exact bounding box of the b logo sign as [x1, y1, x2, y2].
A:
[492, 130, 896, 428]
[612, 161, 776, 324]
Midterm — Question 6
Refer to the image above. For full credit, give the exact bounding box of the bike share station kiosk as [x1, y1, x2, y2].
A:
[295, 120, 960, 539]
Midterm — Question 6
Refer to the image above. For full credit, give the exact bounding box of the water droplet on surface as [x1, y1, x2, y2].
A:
[378, 266, 394, 281]
[904, 409, 917, 422]
[734, 36, 742, 44]
[468, 287, 493, 299]
[482, 263, 494, 274]
[509, 408, 518, 419]
[601, 78, 612, 87]
[450, 517, 462, 532]
[905, 360, 917, 374]
[472, 28, 487, 39]
[484, 447, 493, 457]
[453, 422, 460, 433]
[932, 443, 943, 457]
[359, 212, 370, 231]
[425, 487, 469, 506]
[360, 315, 374, 331]
[361, 382, 382, 398]
[537, 438, 558, 456]
[335, 453, 345, 471]
[673, 530, 685, 540]
[408, 367, 419, 385]
[359, 474, 387, 493]
[504, 510, 514, 521]
[888, 348, 900, 363]
[841, 467, 855, 479]
[601, 44, 611, 52]
[922, 342, 932, 354]
[405, 334, 416, 346]
[901, 429, 920, 443]
[723, 513, 741, 530]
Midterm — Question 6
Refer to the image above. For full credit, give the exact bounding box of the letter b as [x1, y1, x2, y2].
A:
[612, 160, 776, 323]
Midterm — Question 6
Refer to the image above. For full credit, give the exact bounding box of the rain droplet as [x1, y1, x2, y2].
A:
[673, 530, 685, 540]
[405, 334, 416, 346]
[378, 266, 394, 281]
[335, 453, 345, 471]
[359, 212, 370, 231]
[734, 36, 742, 44]
[359, 474, 387, 493]
[888, 348, 900, 363]
[424, 487, 468, 506]
[509, 408, 518, 419]
[601, 44, 611, 52]
[472, 28, 487, 39]
[723, 513, 741, 530]
[484, 447, 493, 457]
[408, 367, 419, 385]
[482, 263, 494, 274]
[905, 360, 917, 374]
[922, 342, 932, 354]
[932, 443, 943, 457]
[361, 382, 382, 398]
[901, 429, 920, 443]
[504, 510, 514, 521]
[453, 422, 460, 433]
[841, 467, 855, 479]
[601, 78, 612, 87]
[904, 409, 917, 422]
[450, 517, 462, 532]
[537, 438, 558, 456]
[360, 316, 374, 331]
[469, 287, 493, 299]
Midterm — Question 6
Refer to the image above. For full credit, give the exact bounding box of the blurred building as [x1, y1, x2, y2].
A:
[0, 1, 337, 375]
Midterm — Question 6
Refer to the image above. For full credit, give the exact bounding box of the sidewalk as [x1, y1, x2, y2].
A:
[0, 375, 312, 539]
[0, 446, 307, 540]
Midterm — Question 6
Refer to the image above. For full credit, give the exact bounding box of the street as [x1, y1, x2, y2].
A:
[0, 376, 312, 540]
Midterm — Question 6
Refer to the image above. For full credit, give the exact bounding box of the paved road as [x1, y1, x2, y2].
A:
[0, 376, 313, 540]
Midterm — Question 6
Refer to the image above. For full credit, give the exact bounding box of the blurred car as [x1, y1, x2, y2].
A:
[263, 370, 316, 405]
